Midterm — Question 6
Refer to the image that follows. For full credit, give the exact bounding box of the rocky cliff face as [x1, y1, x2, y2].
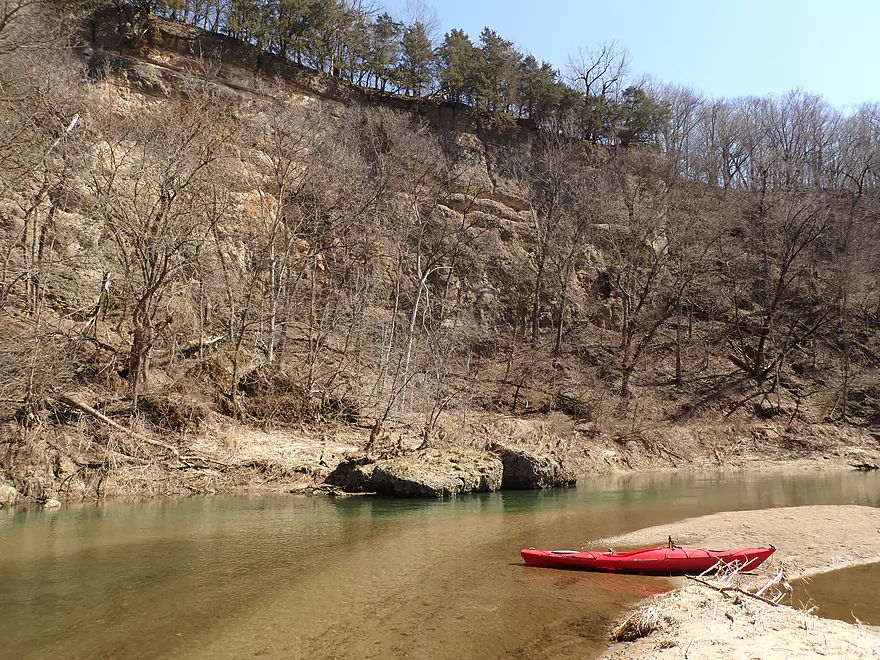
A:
[80, 10, 538, 219]
[1, 7, 878, 505]
[68, 10, 618, 397]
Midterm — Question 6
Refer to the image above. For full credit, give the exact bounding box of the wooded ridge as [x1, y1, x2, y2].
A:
[1, 1, 878, 503]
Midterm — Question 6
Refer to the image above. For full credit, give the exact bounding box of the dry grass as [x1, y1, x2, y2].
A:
[612, 597, 676, 642]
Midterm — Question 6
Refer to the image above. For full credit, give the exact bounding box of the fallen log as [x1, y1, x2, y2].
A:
[180, 455, 231, 470]
[55, 394, 180, 457]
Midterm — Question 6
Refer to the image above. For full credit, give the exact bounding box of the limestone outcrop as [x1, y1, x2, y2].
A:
[324, 445, 578, 496]
[324, 447, 503, 497]
[371, 448, 503, 497]
[490, 444, 577, 489]
[324, 456, 376, 493]
[0, 483, 19, 508]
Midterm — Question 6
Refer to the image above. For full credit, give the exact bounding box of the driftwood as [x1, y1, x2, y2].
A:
[686, 563, 790, 608]
[686, 575, 780, 607]
[179, 454, 231, 470]
[54, 394, 235, 471]
[55, 394, 180, 457]
[45, 437, 151, 469]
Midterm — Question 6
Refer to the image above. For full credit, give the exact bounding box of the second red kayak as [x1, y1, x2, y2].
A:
[521, 545, 775, 576]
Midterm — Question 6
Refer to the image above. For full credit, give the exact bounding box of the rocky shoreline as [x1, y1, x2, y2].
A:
[319, 444, 576, 497]
[3, 413, 880, 507]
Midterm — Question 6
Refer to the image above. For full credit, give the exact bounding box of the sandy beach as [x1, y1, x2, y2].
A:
[598, 505, 880, 659]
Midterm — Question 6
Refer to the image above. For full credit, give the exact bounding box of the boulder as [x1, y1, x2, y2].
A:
[370, 447, 503, 498]
[0, 483, 19, 508]
[324, 456, 376, 493]
[23, 477, 46, 501]
[44, 498, 62, 509]
[491, 445, 577, 489]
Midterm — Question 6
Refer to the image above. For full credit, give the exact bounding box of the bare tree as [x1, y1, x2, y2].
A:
[566, 40, 630, 143]
[510, 133, 596, 350]
[567, 40, 630, 101]
[87, 91, 235, 412]
[651, 82, 705, 179]
[0, 0, 92, 422]
[602, 152, 717, 398]
[721, 187, 835, 414]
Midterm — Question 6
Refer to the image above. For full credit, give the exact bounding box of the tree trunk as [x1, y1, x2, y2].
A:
[230, 331, 245, 419]
[675, 297, 683, 387]
[554, 292, 566, 358]
[531, 260, 544, 347]
[267, 239, 279, 364]
[620, 365, 632, 399]
[307, 253, 318, 393]
[841, 340, 850, 422]
[128, 302, 153, 414]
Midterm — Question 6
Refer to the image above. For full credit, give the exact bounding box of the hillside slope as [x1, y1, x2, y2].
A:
[1, 6, 878, 504]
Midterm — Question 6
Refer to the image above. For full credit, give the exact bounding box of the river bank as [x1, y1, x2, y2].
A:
[3, 409, 880, 506]
[599, 506, 880, 659]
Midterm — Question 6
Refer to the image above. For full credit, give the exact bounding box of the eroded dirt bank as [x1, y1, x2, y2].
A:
[598, 506, 880, 659]
[4, 410, 880, 504]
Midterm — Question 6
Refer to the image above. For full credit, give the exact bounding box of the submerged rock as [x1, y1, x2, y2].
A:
[491, 445, 577, 489]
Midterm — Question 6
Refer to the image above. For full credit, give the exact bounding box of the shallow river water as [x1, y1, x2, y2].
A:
[791, 561, 880, 626]
[2, 470, 880, 660]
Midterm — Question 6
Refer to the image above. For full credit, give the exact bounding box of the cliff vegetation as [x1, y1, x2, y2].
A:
[1, 1, 879, 503]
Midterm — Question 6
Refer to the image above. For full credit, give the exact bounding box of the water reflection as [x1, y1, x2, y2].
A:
[1, 470, 879, 659]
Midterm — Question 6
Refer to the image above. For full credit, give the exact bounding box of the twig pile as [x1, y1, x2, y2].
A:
[612, 561, 793, 643]
[686, 560, 793, 607]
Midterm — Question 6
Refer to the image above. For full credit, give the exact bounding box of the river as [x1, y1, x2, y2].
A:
[2, 470, 880, 659]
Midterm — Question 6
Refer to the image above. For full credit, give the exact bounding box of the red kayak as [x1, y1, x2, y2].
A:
[521, 544, 775, 576]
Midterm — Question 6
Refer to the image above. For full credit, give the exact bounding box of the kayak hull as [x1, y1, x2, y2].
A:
[521, 545, 775, 576]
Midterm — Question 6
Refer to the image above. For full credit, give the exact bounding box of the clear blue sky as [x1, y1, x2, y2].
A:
[383, 0, 879, 109]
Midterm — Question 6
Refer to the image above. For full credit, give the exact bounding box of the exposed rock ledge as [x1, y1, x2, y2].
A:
[324, 445, 574, 497]
[491, 444, 577, 489]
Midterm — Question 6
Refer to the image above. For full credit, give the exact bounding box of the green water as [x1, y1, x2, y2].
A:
[2, 470, 880, 660]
